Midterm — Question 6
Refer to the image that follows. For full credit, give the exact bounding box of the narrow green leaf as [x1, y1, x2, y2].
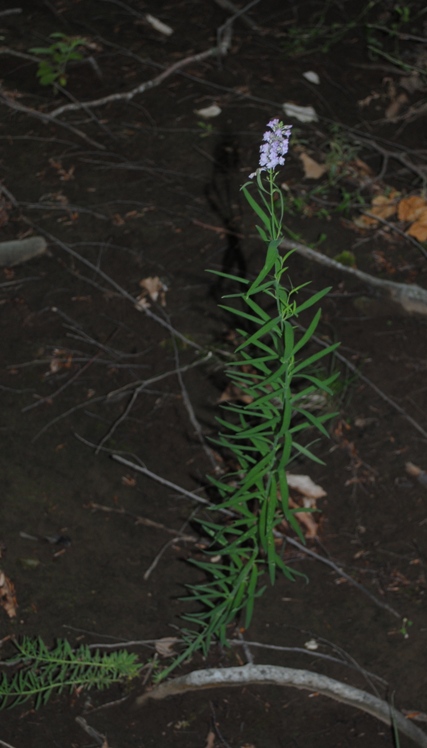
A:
[242, 186, 272, 230]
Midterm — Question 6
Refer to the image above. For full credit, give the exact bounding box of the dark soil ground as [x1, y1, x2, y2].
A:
[1, 1, 427, 746]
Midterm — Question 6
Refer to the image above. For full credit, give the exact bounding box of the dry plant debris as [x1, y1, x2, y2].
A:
[0, 569, 17, 618]
[135, 276, 168, 310]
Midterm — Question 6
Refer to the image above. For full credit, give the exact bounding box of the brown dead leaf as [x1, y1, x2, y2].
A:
[288, 497, 319, 538]
[48, 348, 73, 374]
[137, 276, 168, 307]
[299, 152, 328, 179]
[369, 193, 399, 220]
[155, 636, 179, 658]
[385, 92, 408, 119]
[354, 190, 400, 228]
[217, 382, 253, 405]
[121, 474, 136, 487]
[0, 569, 17, 618]
[204, 730, 216, 748]
[407, 221, 427, 242]
[397, 195, 427, 222]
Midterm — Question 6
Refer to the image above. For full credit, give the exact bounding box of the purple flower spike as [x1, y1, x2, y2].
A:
[249, 119, 292, 177]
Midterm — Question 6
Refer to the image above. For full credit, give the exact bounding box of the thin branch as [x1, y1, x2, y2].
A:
[0, 86, 105, 150]
[95, 353, 212, 452]
[110, 455, 402, 617]
[49, 26, 233, 118]
[285, 536, 400, 619]
[172, 335, 218, 471]
[86, 501, 197, 541]
[111, 453, 235, 514]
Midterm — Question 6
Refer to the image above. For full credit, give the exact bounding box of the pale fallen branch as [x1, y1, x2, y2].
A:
[136, 664, 427, 748]
[281, 237, 427, 316]
[49, 24, 233, 118]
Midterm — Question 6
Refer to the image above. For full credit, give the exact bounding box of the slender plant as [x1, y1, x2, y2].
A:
[158, 119, 339, 680]
[30, 33, 88, 87]
[0, 637, 139, 709]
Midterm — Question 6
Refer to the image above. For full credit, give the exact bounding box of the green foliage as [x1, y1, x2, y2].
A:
[29, 33, 88, 87]
[334, 250, 356, 267]
[0, 637, 140, 709]
[159, 164, 339, 681]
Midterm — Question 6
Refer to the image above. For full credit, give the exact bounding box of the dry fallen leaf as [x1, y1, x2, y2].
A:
[204, 730, 216, 748]
[354, 190, 400, 228]
[137, 276, 168, 307]
[385, 92, 408, 119]
[288, 496, 319, 538]
[286, 473, 327, 499]
[398, 195, 427, 222]
[299, 152, 328, 180]
[155, 636, 179, 658]
[407, 218, 427, 242]
[217, 382, 253, 405]
[0, 569, 17, 618]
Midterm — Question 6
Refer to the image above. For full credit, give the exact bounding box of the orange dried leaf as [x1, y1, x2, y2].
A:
[299, 152, 328, 180]
[369, 192, 399, 220]
[407, 210, 427, 242]
[398, 195, 427, 222]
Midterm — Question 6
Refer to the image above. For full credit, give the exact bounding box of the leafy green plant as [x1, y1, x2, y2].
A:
[29, 32, 88, 87]
[157, 120, 339, 680]
[0, 637, 140, 709]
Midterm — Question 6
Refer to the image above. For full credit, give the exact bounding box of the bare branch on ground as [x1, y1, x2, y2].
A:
[0, 87, 105, 150]
[110, 455, 401, 617]
[48, 24, 233, 119]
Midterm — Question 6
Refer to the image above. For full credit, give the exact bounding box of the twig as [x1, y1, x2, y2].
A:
[135, 664, 427, 748]
[213, 0, 262, 31]
[111, 453, 235, 514]
[75, 717, 106, 747]
[95, 353, 212, 452]
[22, 349, 103, 413]
[35, 231, 204, 351]
[143, 536, 193, 581]
[227, 639, 386, 684]
[362, 211, 427, 261]
[172, 334, 218, 470]
[297, 323, 427, 440]
[48, 26, 233, 118]
[110, 454, 232, 513]
[87, 501, 197, 541]
[110, 455, 402, 617]
[0, 9, 22, 17]
[284, 535, 401, 619]
[0, 86, 105, 150]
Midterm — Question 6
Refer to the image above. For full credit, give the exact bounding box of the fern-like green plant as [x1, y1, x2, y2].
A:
[0, 637, 140, 709]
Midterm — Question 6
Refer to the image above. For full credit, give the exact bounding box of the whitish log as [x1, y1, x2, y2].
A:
[0, 237, 47, 266]
[137, 664, 427, 748]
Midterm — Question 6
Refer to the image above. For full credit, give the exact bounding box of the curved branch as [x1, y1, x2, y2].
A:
[49, 25, 233, 119]
[137, 664, 427, 748]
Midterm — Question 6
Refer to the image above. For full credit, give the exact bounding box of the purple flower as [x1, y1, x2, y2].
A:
[249, 119, 292, 177]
